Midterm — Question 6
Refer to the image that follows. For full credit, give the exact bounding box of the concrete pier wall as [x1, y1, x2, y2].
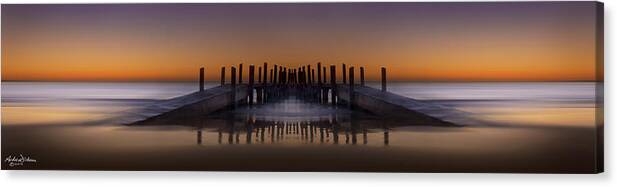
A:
[129, 84, 475, 127]
[336, 86, 457, 126]
[129, 85, 248, 125]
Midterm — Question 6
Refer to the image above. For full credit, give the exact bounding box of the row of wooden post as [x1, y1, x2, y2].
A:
[198, 63, 387, 92]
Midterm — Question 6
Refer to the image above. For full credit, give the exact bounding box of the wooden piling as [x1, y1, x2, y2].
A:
[342, 63, 347, 84]
[307, 65, 312, 85]
[258, 66, 262, 84]
[311, 69, 315, 86]
[294, 68, 297, 85]
[231, 66, 237, 106]
[288, 68, 292, 84]
[292, 69, 296, 84]
[322, 67, 326, 83]
[322, 66, 328, 103]
[330, 65, 336, 105]
[273, 65, 278, 84]
[263, 62, 268, 84]
[257, 66, 263, 102]
[279, 67, 283, 85]
[279, 66, 283, 85]
[317, 62, 322, 85]
[249, 65, 255, 105]
[360, 67, 365, 86]
[231, 66, 237, 87]
[300, 67, 304, 85]
[199, 67, 204, 92]
[381, 67, 387, 92]
[221, 66, 226, 85]
[239, 63, 243, 84]
[283, 67, 287, 85]
[270, 69, 273, 84]
[349, 66, 354, 106]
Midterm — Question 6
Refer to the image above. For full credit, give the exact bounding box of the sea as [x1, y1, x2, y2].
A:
[0, 81, 602, 172]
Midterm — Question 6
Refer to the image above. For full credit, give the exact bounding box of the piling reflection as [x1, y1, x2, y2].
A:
[195, 114, 390, 146]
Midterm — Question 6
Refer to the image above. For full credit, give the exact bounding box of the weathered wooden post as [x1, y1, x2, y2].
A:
[311, 68, 315, 100]
[299, 66, 304, 85]
[330, 65, 336, 105]
[293, 68, 297, 85]
[317, 63, 322, 85]
[257, 66, 263, 102]
[311, 69, 315, 85]
[221, 66, 226, 85]
[322, 67, 326, 83]
[270, 69, 273, 84]
[263, 62, 268, 84]
[273, 64, 278, 85]
[306, 64, 313, 84]
[322, 66, 328, 103]
[231, 66, 237, 106]
[239, 63, 243, 84]
[283, 67, 287, 85]
[307, 67, 310, 85]
[258, 66, 262, 84]
[290, 69, 294, 84]
[296, 68, 299, 85]
[360, 67, 365, 86]
[303, 66, 307, 85]
[279, 66, 283, 85]
[199, 67, 205, 92]
[249, 65, 255, 105]
[342, 63, 347, 84]
[301, 66, 304, 84]
[381, 67, 387, 92]
[349, 66, 354, 107]
[231, 66, 237, 87]
[296, 67, 300, 85]
[288, 68, 292, 84]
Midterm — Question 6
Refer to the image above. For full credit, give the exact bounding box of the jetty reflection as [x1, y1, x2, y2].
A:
[196, 117, 390, 146]
[184, 88, 393, 146]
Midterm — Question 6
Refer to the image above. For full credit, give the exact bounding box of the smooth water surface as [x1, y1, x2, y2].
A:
[1, 81, 602, 172]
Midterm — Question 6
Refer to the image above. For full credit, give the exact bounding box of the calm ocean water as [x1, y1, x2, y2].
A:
[1, 81, 602, 172]
[1, 81, 601, 127]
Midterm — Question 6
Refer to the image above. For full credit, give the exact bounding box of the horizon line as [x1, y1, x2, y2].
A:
[0, 79, 602, 83]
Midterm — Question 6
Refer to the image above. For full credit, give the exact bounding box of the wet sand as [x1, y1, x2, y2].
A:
[1, 119, 598, 173]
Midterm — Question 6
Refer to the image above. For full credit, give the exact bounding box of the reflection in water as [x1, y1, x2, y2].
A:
[197, 129, 202, 145]
[185, 93, 393, 146]
[198, 117, 388, 146]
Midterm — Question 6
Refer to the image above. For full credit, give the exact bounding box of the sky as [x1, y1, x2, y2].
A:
[1, 2, 602, 81]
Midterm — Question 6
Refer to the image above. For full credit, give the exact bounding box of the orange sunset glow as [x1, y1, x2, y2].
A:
[1, 3, 602, 81]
